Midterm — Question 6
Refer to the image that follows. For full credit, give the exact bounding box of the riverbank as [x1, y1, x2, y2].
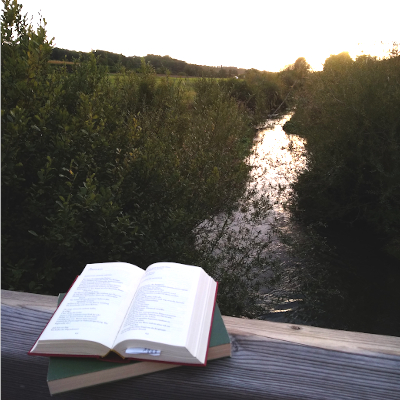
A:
[311, 222, 400, 336]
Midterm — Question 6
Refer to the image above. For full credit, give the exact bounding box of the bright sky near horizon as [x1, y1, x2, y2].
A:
[18, 0, 399, 72]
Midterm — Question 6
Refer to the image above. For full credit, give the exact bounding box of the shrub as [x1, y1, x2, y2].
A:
[285, 49, 400, 256]
[1, 2, 263, 303]
[221, 71, 286, 127]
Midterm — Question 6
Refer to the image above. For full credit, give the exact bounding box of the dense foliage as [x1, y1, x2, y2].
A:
[285, 49, 400, 261]
[3, 0, 301, 319]
[2, 1, 257, 298]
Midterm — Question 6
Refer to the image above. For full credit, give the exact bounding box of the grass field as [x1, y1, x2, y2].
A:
[106, 73, 199, 104]
[108, 73, 227, 84]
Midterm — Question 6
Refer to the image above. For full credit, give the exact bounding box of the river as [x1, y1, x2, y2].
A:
[196, 113, 309, 320]
[250, 113, 305, 216]
[248, 114, 309, 321]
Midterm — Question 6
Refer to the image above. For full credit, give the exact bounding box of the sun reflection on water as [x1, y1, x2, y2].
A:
[249, 113, 307, 214]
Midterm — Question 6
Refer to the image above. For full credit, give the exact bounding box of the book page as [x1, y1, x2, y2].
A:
[115, 263, 201, 349]
[37, 263, 145, 349]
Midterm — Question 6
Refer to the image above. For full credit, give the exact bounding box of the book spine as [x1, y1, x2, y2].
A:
[203, 281, 219, 367]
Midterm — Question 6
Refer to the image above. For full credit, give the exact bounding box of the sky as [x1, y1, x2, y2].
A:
[18, 0, 400, 72]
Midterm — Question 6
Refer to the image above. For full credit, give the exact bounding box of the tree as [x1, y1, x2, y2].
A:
[293, 57, 311, 79]
[323, 51, 353, 74]
[279, 57, 310, 90]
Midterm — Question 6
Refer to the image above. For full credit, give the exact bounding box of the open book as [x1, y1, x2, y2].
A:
[47, 296, 231, 395]
[29, 262, 218, 365]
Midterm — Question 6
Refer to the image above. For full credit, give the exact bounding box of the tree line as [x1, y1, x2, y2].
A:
[51, 47, 245, 77]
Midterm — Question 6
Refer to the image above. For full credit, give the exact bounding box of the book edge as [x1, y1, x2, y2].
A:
[28, 276, 80, 356]
[47, 342, 232, 395]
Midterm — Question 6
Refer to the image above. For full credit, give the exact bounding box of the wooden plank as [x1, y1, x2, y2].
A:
[1, 289, 58, 313]
[2, 290, 400, 399]
[223, 316, 400, 357]
[3, 289, 399, 357]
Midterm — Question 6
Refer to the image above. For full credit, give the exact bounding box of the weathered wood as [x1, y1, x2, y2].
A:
[2, 288, 58, 312]
[2, 289, 400, 399]
[223, 316, 400, 357]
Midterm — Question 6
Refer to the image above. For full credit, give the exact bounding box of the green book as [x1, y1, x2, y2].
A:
[47, 301, 231, 395]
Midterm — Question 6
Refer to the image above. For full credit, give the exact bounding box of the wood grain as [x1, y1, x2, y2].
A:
[222, 316, 400, 357]
[1, 289, 58, 312]
[2, 290, 400, 400]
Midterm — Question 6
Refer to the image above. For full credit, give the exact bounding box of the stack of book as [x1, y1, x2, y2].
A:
[29, 262, 231, 395]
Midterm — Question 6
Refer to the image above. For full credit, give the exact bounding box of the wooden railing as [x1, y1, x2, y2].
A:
[2, 289, 400, 399]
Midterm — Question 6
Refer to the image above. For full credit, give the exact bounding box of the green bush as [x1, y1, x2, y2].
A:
[221, 70, 286, 126]
[1, 2, 260, 300]
[285, 49, 400, 256]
